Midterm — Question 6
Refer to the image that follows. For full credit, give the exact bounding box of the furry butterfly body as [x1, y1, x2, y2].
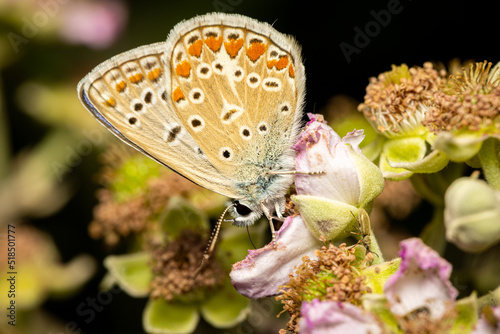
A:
[78, 13, 305, 227]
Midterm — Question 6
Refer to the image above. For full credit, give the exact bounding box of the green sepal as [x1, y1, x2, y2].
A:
[451, 292, 478, 333]
[380, 137, 427, 180]
[292, 195, 357, 240]
[200, 281, 251, 328]
[143, 299, 199, 334]
[361, 258, 401, 294]
[348, 144, 385, 208]
[362, 293, 401, 333]
[103, 252, 153, 297]
[387, 148, 449, 174]
[434, 132, 485, 162]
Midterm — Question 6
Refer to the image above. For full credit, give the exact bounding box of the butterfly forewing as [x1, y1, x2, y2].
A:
[78, 43, 238, 198]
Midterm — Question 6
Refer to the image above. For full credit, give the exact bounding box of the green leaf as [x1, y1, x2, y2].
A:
[103, 252, 153, 297]
[200, 282, 251, 328]
[143, 299, 199, 334]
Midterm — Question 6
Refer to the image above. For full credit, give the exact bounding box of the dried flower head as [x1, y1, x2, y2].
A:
[148, 229, 225, 302]
[359, 63, 443, 137]
[423, 61, 500, 134]
[89, 146, 199, 245]
[276, 243, 372, 333]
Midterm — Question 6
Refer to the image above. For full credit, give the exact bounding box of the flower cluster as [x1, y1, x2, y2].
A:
[229, 113, 500, 333]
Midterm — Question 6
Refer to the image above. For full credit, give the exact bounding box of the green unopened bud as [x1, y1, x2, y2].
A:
[444, 176, 500, 253]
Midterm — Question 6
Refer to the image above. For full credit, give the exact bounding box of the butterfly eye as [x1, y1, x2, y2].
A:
[234, 201, 252, 216]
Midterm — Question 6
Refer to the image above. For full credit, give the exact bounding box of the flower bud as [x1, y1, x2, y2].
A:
[444, 177, 500, 253]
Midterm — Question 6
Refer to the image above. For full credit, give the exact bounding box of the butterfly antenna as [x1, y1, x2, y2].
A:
[246, 226, 257, 249]
[194, 204, 234, 278]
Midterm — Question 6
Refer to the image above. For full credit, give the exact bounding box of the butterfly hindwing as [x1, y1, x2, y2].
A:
[164, 13, 305, 185]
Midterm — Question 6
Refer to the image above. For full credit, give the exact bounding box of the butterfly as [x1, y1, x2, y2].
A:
[77, 12, 306, 247]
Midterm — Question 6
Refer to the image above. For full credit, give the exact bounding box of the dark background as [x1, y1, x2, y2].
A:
[3, 0, 497, 332]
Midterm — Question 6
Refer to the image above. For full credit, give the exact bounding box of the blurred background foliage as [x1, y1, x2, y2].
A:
[0, 0, 499, 333]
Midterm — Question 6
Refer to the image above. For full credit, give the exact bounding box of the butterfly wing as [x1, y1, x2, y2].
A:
[78, 13, 306, 205]
[77, 42, 239, 198]
[164, 13, 306, 187]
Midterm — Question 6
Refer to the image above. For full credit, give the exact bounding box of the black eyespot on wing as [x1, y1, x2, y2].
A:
[166, 126, 181, 143]
[191, 119, 202, 127]
[134, 103, 143, 112]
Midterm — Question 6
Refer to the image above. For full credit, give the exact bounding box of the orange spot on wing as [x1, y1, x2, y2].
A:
[224, 38, 244, 58]
[105, 97, 116, 107]
[173, 87, 185, 102]
[188, 40, 203, 57]
[205, 36, 223, 52]
[115, 81, 126, 92]
[175, 60, 191, 78]
[267, 56, 289, 70]
[246, 42, 266, 62]
[147, 68, 162, 81]
[289, 64, 295, 78]
[129, 73, 144, 83]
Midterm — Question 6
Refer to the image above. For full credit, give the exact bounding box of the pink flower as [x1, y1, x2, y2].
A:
[384, 238, 458, 320]
[230, 215, 322, 299]
[294, 113, 366, 204]
[299, 299, 383, 334]
[60, 0, 127, 49]
[291, 114, 384, 241]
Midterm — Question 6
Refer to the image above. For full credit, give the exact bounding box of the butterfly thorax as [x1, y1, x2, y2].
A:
[229, 144, 296, 226]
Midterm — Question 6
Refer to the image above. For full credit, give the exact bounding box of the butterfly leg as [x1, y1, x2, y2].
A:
[268, 170, 326, 176]
[260, 202, 277, 248]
